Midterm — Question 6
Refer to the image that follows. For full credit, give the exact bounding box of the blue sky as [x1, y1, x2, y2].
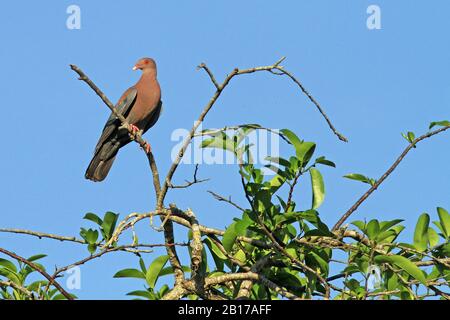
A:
[0, 1, 448, 299]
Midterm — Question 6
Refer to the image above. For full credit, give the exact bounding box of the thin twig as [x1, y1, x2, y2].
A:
[207, 190, 245, 211]
[0, 228, 85, 244]
[332, 125, 450, 230]
[168, 164, 209, 189]
[157, 57, 346, 228]
[197, 63, 220, 90]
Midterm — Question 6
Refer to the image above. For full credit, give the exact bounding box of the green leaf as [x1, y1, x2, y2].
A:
[255, 190, 271, 212]
[0, 268, 20, 284]
[366, 220, 380, 240]
[374, 255, 426, 285]
[27, 254, 47, 262]
[0, 258, 17, 272]
[377, 225, 405, 244]
[345, 279, 362, 291]
[296, 142, 316, 167]
[204, 238, 227, 271]
[265, 156, 291, 168]
[428, 228, 439, 248]
[204, 238, 227, 260]
[235, 214, 253, 236]
[306, 251, 329, 275]
[126, 290, 154, 300]
[379, 219, 404, 232]
[343, 173, 374, 186]
[429, 120, 450, 129]
[139, 258, 147, 274]
[27, 280, 47, 292]
[222, 222, 238, 252]
[200, 133, 235, 153]
[351, 220, 366, 232]
[402, 131, 416, 143]
[310, 168, 325, 209]
[280, 129, 317, 167]
[267, 174, 286, 193]
[437, 207, 450, 239]
[413, 213, 430, 252]
[276, 195, 287, 211]
[158, 266, 191, 277]
[84, 229, 99, 244]
[87, 244, 97, 255]
[83, 213, 103, 226]
[146, 255, 169, 288]
[385, 270, 399, 291]
[102, 212, 119, 240]
[113, 268, 146, 279]
[314, 156, 336, 168]
[280, 129, 302, 152]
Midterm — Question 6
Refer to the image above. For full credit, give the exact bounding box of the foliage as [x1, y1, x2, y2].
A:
[1, 124, 449, 300]
[0, 255, 74, 300]
[110, 125, 449, 300]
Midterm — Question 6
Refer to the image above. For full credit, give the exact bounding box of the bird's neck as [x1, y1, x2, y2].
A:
[140, 69, 157, 79]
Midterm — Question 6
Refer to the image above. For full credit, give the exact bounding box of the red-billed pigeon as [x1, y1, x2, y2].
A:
[85, 57, 162, 182]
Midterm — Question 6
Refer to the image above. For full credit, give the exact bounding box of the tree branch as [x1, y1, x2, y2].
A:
[168, 164, 209, 189]
[184, 209, 205, 294]
[0, 280, 34, 299]
[156, 57, 346, 228]
[0, 228, 85, 244]
[332, 125, 450, 230]
[207, 190, 245, 211]
[0, 247, 73, 300]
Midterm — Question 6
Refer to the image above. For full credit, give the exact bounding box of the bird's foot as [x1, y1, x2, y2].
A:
[129, 124, 140, 134]
[142, 141, 152, 154]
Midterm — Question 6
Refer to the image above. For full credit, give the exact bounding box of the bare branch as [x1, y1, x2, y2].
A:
[197, 63, 220, 90]
[332, 125, 450, 230]
[157, 57, 346, 228]
[0, 228, 85, 244]
[168, 164, 209, 189]
[207, 190, 245, 211]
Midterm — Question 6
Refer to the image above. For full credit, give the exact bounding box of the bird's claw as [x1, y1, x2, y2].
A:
[142, 142, 151, 154]
[129, 124, 140, 134]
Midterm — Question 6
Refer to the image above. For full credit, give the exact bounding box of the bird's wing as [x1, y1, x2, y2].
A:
[143, 100, 163, 132]
[93, 87, 137, 153]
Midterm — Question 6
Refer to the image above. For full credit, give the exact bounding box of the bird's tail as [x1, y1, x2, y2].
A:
[85, 150, 117, 182]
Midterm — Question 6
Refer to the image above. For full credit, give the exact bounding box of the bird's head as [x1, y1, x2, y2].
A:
[132, 57, 157, 74]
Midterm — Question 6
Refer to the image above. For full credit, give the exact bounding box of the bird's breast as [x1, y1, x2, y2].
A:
[127, 79, 161, 128]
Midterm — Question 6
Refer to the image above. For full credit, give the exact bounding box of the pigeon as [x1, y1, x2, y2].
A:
[85, 57, 162, 182]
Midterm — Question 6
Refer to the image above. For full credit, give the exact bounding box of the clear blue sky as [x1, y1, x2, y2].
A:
[0, 1, 448, 299]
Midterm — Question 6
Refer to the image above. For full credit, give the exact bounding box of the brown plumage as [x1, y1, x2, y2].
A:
[85, 57, 162, 182]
